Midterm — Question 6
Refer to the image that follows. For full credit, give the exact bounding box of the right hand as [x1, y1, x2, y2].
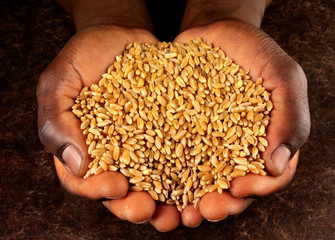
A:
[37, 25, 163, 224]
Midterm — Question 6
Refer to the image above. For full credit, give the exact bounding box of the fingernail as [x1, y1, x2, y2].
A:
[61, 145, 83, 176]
[207, 216, 228, 222]
[270, 145, 291, 175]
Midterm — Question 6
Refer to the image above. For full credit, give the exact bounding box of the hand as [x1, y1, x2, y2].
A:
[37, 25, 163, 224]
[37, 1, 311, 231]
[173, 20, 310, 222]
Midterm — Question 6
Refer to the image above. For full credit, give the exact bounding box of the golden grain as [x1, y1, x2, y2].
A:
[73, 39, 272, 211]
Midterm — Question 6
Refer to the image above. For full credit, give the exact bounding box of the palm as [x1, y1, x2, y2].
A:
[174, 20, 308, 220]
[175, 20, 306, 172]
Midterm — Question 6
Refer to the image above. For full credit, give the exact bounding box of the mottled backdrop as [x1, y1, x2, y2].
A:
[0, 0, 334, 239]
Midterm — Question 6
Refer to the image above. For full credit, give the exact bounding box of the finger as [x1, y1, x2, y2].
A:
[149, 204, 180, 232]
[199, 191, 254, 222]
[181, 204, 204, 227]
[37, 58, 92, 177]
[230, 151, 299, 198]
[261, 58, 310, 177]
[54, 156, 128, 200]
[103, 191, 156, 224]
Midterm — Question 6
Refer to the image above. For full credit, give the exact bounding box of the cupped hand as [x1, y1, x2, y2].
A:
[174, 20, 310, 223]
[37, 24, 195, 231]
[37, 20, 311, 231]
[37, 25, 162, 224]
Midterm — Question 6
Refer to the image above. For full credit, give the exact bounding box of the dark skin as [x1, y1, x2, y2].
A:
[37, 0, 310, 232]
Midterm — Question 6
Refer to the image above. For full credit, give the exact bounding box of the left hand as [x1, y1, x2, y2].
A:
[38, 25, 162, 225]
[149, 20, 310, 228]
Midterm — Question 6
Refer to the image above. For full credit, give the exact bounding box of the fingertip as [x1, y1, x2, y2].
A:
[81, 171, 129, 200]
[54, 156, 129, 200]
[265, 145, 291, 177]
[181, 204, 204, 227]
[199, 191, 253, 222]
[230, 152, 299, 198]
[229, 174, 266, 198]
[150, 204, 180, 232]
[60, 144, 88, 177]
[199, 192, 229, 221]
[40, 110, 90, 178]
[104, 191, 156, 224]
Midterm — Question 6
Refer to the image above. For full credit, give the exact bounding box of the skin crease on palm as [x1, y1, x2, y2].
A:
[37, 0, 310, 233]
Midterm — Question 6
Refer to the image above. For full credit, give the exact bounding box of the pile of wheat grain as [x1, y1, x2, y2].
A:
[72, 38, 273, 211]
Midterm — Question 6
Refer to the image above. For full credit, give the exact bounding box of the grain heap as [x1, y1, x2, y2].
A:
[72, 38, 273, 211]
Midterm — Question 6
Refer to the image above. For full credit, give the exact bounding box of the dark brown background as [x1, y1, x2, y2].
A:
[0, 0, 334, 239]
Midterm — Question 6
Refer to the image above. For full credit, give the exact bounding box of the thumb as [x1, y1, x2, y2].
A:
[38, 114, 89, 177]
[37, 61, 90, 177]
[262, 59, 311, 177]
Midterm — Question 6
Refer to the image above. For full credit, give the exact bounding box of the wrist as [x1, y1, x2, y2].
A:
[181, 0, 270, 31]
[58, 0, 154, 32]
